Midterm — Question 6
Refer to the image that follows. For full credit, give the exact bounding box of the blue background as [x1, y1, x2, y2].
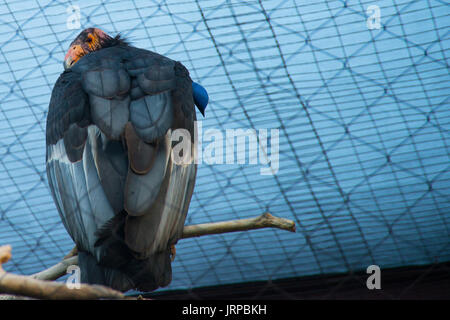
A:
[0, 0, 449, 292]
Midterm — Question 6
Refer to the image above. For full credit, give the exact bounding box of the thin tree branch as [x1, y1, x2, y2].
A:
[182, 212, 296, 238]
[31, 256, 78, 281]
[0, 245, 124, 300]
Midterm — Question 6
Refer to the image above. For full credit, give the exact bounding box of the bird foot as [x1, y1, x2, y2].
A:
[64, 246, 78, 260]
[170, 245, 176, 262]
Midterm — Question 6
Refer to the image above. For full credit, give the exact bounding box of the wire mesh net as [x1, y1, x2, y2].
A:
[0, 0, 449, 298]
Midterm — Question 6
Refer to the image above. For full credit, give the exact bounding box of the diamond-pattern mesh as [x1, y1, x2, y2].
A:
[0, 0, 449, 296]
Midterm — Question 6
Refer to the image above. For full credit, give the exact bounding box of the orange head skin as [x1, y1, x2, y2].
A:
[64, 28, 110, 70]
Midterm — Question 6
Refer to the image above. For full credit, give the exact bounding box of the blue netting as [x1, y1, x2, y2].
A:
[0, 0, 449, 295]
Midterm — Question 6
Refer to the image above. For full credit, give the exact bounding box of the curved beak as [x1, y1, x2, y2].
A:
[64, 44, 83, 70]
[63, 56, 74, 71]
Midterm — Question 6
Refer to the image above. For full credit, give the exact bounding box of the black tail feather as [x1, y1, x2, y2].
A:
[78, 248, 172, 292]
[78, 251, 134, 292]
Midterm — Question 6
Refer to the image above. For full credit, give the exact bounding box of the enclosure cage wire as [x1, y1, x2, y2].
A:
[0, 0, 449, 298]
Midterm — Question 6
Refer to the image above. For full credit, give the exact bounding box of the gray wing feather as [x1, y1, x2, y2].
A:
[130, 78, 146, 100]
[63, 124, 87, 162]
[90, 94, 130, 140]
[124, 140, 197, 254]
[83, 69, 120, 98]
[47, 127, 116, 257]
[137, 70, 176, 94]
[92, 132, 128, 214]
[129, 92, 173, 142]
[124, 135, 170, 216]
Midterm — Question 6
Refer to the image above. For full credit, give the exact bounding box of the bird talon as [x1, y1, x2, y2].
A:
[170, 245, 176, 262]
[64, 246, 78, 260]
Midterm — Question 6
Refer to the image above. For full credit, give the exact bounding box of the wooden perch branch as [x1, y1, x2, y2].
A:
[1, 212, 295, 299]
[0, 245, 124, 300]
[31, 256, 78, 281]
[182, 212, 296, 238]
